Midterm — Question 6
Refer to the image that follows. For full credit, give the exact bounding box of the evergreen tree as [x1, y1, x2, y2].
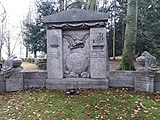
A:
[23, 0, 56, 58]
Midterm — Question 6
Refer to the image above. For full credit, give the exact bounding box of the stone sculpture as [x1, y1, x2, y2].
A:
[136, 51, 159, 71]
[2, 55, 22, 78]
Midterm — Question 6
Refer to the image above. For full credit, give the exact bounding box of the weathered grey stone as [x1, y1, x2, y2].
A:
[141, 51, 158, 71]
[43, 8, 108, 24]
[66, 53, 88, 75]
[46, 78, 108, 90]
[45, 9, 109, 89]
[47, 29, 63, 79]
[0, 73, 5, 92]
[2, 55, 22, 78]
[6, 71, 23, 92]
[134, 72, 148, 92]
[136, 56, 145, 71]
[90, 58, 107, 78]
[23, 71, 47, 89]
[109, 71, 134, 87]
[63, 30, 90, 78]
[90, 27, 109, 78]
[155, 71, 160, 92]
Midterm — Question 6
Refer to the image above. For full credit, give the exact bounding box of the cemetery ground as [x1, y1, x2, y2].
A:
[0, 88, 160, 120]
[21, 62, 39, 70]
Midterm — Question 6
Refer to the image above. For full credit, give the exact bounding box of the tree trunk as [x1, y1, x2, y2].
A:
[7, 40, 11, 57]
[113, 0, 116, 60]
[119, 0, 138, 70]
[34, 51, 37, 58]
[26, 46, 29, 58]
[0, 48, 2, 61]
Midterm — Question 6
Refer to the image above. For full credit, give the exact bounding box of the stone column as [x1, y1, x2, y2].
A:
[90, 27, 109, 78]
[47, 29, 63, 79]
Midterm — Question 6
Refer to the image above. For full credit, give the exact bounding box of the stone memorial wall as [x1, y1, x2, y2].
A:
[44, 8, 109, 89]
[0, 9, 159, 93]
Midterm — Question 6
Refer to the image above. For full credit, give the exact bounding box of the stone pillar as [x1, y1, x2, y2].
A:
[5, 71, 23, 92]
[145, 68, 158, 92]
[90, 27, 109, 78]
[47, 29, 63, 79]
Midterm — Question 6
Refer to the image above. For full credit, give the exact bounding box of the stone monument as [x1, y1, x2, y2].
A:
[44, 8, 109, 89]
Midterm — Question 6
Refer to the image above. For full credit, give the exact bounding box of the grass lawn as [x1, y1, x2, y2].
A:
[0, 88, 160, 120]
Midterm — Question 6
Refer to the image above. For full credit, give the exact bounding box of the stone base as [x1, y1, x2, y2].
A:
[46, 78, 108, 90]
[0, 73, 5, 92]
[6, 72, 23, 92]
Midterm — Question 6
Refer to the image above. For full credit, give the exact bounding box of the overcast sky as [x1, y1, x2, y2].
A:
[0, 0, 108, 59]
[0, 0, 35, 58]
[1, 0, 34, 28]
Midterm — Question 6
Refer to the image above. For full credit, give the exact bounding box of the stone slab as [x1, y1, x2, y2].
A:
[109, 71, 134, 87]
[6, 72, 23, 92]
[23, 72, 47, 89]
[47, 29, 63, 78]
[46, 78, 108, 90]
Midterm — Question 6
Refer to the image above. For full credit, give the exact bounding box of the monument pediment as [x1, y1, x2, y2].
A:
[43, 8, 108, 24]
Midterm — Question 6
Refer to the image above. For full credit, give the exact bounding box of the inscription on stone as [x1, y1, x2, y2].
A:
[90, 28, 106, 58]
[90, 28, 107, 78]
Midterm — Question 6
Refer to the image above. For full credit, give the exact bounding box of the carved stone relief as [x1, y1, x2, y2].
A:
[65, 53, 89, 78]
[63, 30, 90, 78]
[90, 30, 106, 58]
[63, 33, 89, 50]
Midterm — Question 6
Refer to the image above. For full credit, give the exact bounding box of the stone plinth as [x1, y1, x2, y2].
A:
[46, 78, 108, 90]
[6, 71, 23, 92]
[0, 73, 5, 92]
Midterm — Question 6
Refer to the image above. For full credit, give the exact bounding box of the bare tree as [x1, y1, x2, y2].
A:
[21, 4, 34, 58]
[0, 2, 7, 60]
[3, 20, 22, 57]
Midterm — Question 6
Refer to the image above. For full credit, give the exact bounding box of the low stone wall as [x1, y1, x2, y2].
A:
[109, 71, 134, 87]
[23, 71, 47, 89]
[109, 71, 160, 92]
[0, 71, 160, 92]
